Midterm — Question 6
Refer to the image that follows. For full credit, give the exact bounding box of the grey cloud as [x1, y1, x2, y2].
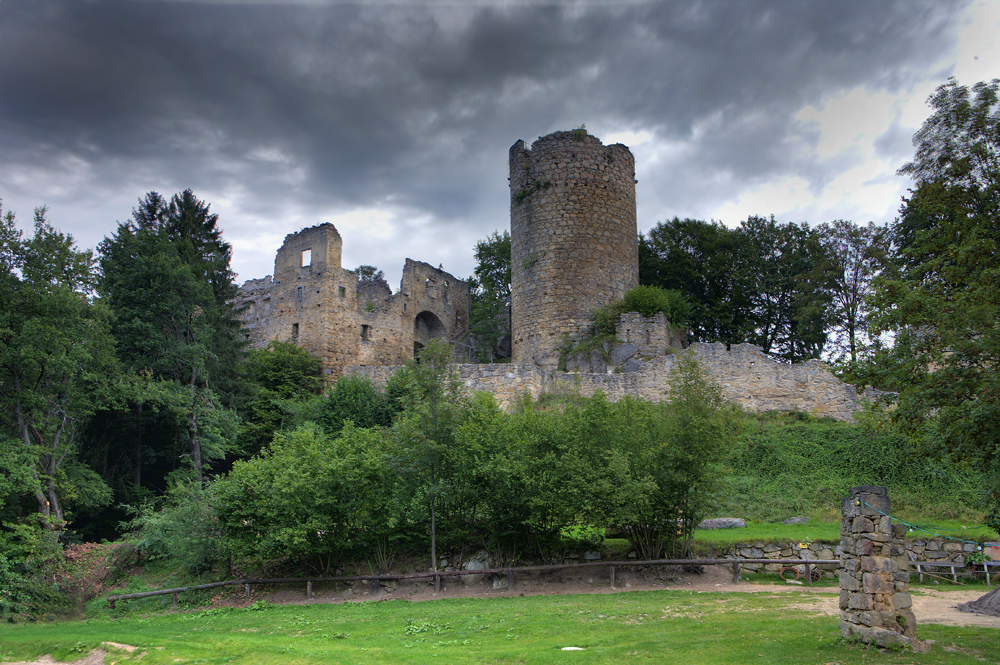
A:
[0, 0, 971, 280]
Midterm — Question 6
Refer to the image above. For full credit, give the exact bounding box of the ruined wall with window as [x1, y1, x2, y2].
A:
[238, 223, 470, 374]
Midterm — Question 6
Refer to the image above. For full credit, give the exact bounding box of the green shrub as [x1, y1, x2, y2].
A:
[591, 285, 690, 336]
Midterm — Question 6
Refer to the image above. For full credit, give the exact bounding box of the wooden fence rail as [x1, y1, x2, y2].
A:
[106, 557, 840, 609]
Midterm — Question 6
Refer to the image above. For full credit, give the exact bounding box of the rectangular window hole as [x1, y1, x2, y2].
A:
[296, 286, 303, 300]
[361, 324, 370, 341]
[301, 249, 311, 266]
[338, 286, 346, 297]
[292, 323, 299, 337]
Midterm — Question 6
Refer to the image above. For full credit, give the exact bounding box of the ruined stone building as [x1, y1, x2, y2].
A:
[241, 130, 865, 420]
[238, 223, 469, 374]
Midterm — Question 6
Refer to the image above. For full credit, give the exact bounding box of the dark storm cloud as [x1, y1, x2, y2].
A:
[0, 0, 968, 278]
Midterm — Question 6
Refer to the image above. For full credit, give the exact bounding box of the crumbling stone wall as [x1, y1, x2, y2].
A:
[238, 224, 470, 374]
[509, 131, 638, 369]
[615, 311, 688, 356]
[839, 486, 917, 648]
[344, 342, 863, 419]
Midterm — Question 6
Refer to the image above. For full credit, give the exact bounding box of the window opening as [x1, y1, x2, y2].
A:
[296, 286, 303, 300]
[291, 323, 299, 338]
[301, 249, 311, 266]
[361, 324, 370, 341]
[338, 286, 346, 297]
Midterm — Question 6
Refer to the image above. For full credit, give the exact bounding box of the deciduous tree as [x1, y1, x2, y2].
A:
[0, 204, 116, 529]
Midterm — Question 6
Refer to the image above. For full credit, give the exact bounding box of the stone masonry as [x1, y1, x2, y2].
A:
[238, 223, 470, 374]
[346, 341, 863, 420]
[839, 486, 918, 648]
[509, 130, 638, 369]
[243, 134, 871, 422]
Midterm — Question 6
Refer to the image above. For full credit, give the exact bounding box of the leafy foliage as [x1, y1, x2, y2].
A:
[97, 190, 246, 485]
[239, 341, 322, 456]
[0, 203, 116, 529]
[122, 480, 224, 576]
[467, 231, 511, 362]
[215, 423, 397, 575]
[590, 285, 690, 337]
[316, 373, 404, 437]
[867, 77, 1000, 528]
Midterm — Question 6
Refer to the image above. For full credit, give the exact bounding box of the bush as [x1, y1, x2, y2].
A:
[591, 285, 690, 336]
[121, 478, 224, 576]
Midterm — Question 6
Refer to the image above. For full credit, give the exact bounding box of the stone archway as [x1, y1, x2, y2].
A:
[414, 311, 446, 359]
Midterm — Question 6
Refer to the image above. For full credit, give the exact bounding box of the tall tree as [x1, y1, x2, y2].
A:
[467, 231, 511, 362]
[869, 77, 1000, 528]
[0, 204, 116, 528]
[392, 339, 469, 578]
[639, 218, 754, 346]
[98, 190, 246, 486]
[739, 215, 833, 362]
[815, 220, 889, 366]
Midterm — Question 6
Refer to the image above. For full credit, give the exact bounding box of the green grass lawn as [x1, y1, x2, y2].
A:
[2, 590, 997, 665]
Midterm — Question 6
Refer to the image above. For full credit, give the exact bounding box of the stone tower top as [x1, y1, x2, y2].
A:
[274, 222, 343, 281]
[509, 130, 638, 368]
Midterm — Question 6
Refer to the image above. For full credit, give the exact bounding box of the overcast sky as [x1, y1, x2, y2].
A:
[2, 0, 998, 289]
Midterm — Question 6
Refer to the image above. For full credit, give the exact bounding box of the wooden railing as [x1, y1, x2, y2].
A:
[106, 557, 839, 609]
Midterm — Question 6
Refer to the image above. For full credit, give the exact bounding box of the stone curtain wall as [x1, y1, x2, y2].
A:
[345, 342, 863, 420]
[839, 486, 917, 648]
[509, 131, 638, 369]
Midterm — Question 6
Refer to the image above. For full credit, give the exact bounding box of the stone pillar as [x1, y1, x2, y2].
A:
[839, 485, 918, 648]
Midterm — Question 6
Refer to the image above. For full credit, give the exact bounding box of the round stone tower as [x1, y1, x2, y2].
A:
[509, 130, 638, 368]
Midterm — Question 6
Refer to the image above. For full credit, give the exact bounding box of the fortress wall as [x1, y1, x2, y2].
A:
[509, 131, 638, 369]
[344, 342, 861, 419]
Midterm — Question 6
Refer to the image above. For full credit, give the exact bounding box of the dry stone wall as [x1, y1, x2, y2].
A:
[509, 131, 638, 369]
[238, 224, 470, 374]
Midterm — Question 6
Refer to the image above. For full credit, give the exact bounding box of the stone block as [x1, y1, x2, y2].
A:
[878, 516, 892, 533]
[892, 524, 908, 539]
[852, 517, 875, 533]
[839, 589, 850, 610]
[848, 593, 874, 610]
[943, 543, 962, 552]
[861, 556, 891, 573]
[839, 572, 861, 591]
[859, 610, 899, 628]
[893, 592, 912, 609]
[862, 572, 894, 594]
[855, 540, 874, 556]
[610, 343, 638, 366]
[874, 630, 910, 649]
[924, 550, 948, 559]
[697, 517, 746, 530]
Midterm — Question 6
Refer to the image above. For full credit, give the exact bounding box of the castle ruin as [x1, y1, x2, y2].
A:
[238, 223, 469, 373]
[239, 130, 865, 420]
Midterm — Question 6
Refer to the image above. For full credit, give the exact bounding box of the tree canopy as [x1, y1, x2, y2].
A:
[868, 77, 1000, 526]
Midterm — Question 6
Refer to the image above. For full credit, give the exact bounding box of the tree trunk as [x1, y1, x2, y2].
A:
[430, 465, 437, 573]
[134, 402, 143, 486]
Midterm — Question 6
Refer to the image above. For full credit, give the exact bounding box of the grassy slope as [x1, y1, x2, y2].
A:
[2, 591, 997, 665]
